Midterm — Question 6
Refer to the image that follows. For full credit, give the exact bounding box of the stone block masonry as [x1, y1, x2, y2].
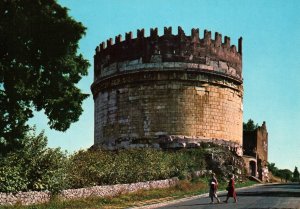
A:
[94, 78, 242, 145]
[91, 26, 243, 153]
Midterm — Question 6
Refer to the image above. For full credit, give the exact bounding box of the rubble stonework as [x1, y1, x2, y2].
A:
[0, 178, 178, 206]
[91, 27, 244, 152]
[0, 191, 50, 206]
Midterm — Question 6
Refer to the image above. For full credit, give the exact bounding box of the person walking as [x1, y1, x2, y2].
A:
[224, 174, 237, 203]
[209, 173, 220, 204]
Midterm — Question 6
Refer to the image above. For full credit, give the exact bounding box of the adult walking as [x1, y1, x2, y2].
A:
[209, 173, 220, 204]
[224, 174, 237, 203]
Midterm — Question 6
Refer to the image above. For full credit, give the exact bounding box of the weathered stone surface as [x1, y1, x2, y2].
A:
[93, 79, 243, 151]
[94, 27, 242, 80]
[0, 191, 50, 206]
[0, 178, 179, 206]
[92, 27, 243, 154]
[243, 122, 269, 181]
[205, 146, 245, 181]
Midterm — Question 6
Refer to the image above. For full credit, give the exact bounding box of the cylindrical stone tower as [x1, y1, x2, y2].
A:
[91, 27, 243, 153]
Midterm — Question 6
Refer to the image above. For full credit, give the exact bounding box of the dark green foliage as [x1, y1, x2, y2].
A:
[292, 166, 299, 182]
[277, 169, 293, 182]
[243, 119, 259, 131]
[0, 129, 67, 193]
[0, 0, 89, 149]
[66, 148, 207, 188]
[267, 162, 278, 174]
[268, 162, 294, 182]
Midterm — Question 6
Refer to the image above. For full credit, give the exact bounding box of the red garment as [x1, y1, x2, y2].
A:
[227, 178, 236, 197]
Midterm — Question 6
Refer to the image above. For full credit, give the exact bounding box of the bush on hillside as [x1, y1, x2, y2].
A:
[1, 133, 245, 193]
[0, 130, 67, 193]
[66, 148, 207, 188]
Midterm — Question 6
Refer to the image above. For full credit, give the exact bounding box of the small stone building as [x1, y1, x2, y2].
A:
[243, 122, 269, 181]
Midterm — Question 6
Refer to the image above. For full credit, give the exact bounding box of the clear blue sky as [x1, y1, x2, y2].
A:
[30, 0, 300, 171]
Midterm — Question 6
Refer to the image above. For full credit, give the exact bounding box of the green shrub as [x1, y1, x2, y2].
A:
[0, 133, 208, 193]
[0, 130, 67, 193]
[66, 148, 207, 188]
[0, 156, 27, 193]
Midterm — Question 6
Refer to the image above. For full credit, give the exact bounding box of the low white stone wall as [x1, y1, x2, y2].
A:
[0, 191, 51, 206]
[0, 178, 179, 206]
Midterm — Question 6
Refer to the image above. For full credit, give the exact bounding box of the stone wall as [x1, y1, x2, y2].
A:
[243, 122, 268, 180]
[0, 191, 50, 206]
[94, 72, 243, 149]
[0, 178, 178, 206]
[256, 122, 268, 166]
[94, 27, 243, 80]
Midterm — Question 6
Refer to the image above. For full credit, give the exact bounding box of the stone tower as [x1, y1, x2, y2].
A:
[91, 27, 243, 153]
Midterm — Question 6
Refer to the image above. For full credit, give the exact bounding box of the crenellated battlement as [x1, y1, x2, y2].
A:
[92, 26, 244, 151]
[94, 26, 242, 81]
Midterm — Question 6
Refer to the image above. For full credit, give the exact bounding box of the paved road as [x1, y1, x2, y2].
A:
[153, 183, 300, 209]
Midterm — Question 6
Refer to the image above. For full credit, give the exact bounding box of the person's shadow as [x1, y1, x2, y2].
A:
[170, 202, 225, 207]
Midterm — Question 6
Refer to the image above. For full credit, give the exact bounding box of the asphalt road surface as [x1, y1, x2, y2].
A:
[154, 183, 300, 209]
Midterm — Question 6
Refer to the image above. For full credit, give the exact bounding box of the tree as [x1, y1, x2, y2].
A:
[0, 0, 89, 149]
[277, 169, 293, 182]
[267, 162, 278, 175]
[293, 166, 299, 182]
[243, 119, 259, 131]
